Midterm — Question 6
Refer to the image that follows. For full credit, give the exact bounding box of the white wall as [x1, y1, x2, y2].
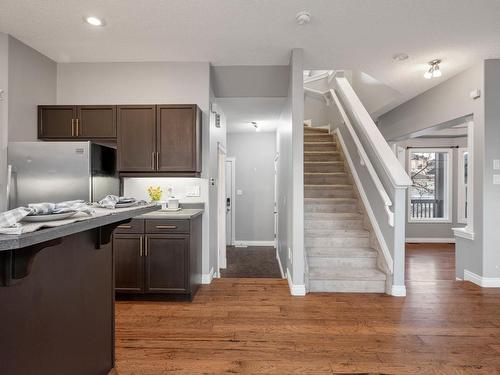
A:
[8, 36, 56, 141]
[227, 132, 276, 243]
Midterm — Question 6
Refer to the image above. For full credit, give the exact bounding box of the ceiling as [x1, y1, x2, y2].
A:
[217, 98, 286, 133]
[1, 0, 500, 109]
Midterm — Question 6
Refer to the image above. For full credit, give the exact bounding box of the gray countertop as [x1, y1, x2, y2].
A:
[137, 208, 204, 220]
[0, 205, 160, 251]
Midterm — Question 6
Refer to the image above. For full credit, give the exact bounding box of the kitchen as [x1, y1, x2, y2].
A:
[0, 35, 221, 375]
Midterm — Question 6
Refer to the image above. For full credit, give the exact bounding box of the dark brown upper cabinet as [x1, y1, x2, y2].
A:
[117, 105, 156, 172]
[38, 105, 117, 140]
[118, 104, 201, 176]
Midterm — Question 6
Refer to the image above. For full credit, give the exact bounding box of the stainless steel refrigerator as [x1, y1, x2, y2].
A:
[7, 141, 119, 209]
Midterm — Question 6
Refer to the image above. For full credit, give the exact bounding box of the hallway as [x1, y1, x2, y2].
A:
[115, 244, 500, 374]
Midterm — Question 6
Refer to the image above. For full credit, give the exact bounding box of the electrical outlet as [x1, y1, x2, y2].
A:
[185, 185, 200, 197]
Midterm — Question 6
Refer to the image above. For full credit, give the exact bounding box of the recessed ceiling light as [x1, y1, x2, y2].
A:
[251, 121, 260, 131]
[393, 53, 409, 61]
[296, 11, 311, 25]
[84, 16, 105, 26]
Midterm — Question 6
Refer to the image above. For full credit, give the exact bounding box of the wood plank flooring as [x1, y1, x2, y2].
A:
[115, 244, 500, 374]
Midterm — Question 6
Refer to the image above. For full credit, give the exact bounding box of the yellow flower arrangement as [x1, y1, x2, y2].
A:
[147, 186, 162, 201]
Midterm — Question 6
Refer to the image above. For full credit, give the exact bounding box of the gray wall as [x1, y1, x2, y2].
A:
[0, 33, 8, 211]
[397, 138, 467, 240]
[211, 65, 289, 97]
[227, 132, 276, 242]
[378, 63, 486, 278]
[8, 36, 56, 141]
[304, 95, 329, 126]
[276, 49, 305, 289]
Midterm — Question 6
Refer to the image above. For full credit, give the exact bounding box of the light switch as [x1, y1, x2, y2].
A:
[236, 189, 243, 196]
[494, 175, 500, 185]
[494, 160, 500, 170]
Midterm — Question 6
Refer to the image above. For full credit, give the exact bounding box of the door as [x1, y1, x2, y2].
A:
[225, 158, 235, 246]
[113, 234, 144, 292]
[144, 234, 188, 293]
[156, 105, 197, 172]
[117, 105, 156, 171]
[77, 105, 116, 138]
[38, 106, 76, 138]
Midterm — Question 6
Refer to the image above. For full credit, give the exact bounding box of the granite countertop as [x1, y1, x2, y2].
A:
[138, 208, 204, 220]
[0, 204, 160, 251]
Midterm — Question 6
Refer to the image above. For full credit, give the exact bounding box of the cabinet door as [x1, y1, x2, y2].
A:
[113, 234, 144, 292]
[144, 234, 189, 294]
[117, 105, 156, 171]
[38, 106, 76, 138]
[77, 105, 117, 138]
[156, 105, 199, 172]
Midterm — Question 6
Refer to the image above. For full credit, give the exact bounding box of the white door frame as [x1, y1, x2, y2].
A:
[274, 152, 279, 248]
[217, 143, 227, 275]
[225, 157, 236, 246]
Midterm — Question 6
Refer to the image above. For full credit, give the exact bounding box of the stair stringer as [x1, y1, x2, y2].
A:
[333, 129, 394, 294]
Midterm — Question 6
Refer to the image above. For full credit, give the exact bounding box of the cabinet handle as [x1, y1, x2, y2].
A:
[76, 118, 80, 136]
[71, 119, 75, 136]
[151, 152, 155, 170]
[117, 225, 132, 229]
[156, 225, 177, 229]
[156, 152, 160, 169]
[144, 237, 149, 256]
[139, 236, 144, 256]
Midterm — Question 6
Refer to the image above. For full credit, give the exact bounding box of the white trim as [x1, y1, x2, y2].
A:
[216, 146, 227, 274]
[276, 247, 285, 279]
[331, 91, 395, 227]
[217, 142, 227, 154]
[405, 237, 455, 243]
[457, 148, 468, 224]
[333, 77, 412, 188]
[335, 129, 394, 274]
[233, 240, 275, 247]
[225, 157, 236, 246]
[303, 70, 335, 84]
[390, 285, 407, 297]
[464, 270, 500, 288]
[407, 148, 453, 223]
[201, 267, 215, 284]
[287, 269, 306, 296]
[452, 227, 475, 240]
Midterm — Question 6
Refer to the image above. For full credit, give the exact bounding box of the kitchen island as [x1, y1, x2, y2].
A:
[0, 204, 159, 375]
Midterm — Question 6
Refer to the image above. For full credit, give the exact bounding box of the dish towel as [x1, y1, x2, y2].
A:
[0, 200, 94, 230]
[97, 195, 136, 209]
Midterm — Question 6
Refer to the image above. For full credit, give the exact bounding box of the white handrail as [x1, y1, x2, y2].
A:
[334, 77, 412, 188]
[329, 88, 395, 227]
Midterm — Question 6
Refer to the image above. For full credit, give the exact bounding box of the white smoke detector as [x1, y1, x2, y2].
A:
[296, 11, 311, 25]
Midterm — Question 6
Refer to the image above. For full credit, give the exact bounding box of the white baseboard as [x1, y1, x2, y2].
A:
[390, 285, 406, 297]
[287, 268, 306, 296]
[464, 270, 500, 287]
[406, 237, 455, 244]
[276, 248, 286, 279]
[233, 240, 275, 247]
[201, 267, 215, 284]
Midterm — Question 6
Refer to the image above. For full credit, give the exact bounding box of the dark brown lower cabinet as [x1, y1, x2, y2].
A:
[113, 216, 201, 300]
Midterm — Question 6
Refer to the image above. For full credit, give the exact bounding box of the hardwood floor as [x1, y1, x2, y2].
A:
[115, 244, 500, 374]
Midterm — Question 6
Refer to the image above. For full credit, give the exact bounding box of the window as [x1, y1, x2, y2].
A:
[457, 148, 468, 224]
[408, 149, 452, 222]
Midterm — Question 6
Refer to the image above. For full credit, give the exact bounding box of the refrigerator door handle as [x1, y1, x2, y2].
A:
[6, 164, 12, 209]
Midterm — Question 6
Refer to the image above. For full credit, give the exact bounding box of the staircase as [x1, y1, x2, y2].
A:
[304, 124, 387, 293]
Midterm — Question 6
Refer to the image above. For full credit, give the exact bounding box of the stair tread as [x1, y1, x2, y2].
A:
[304, 161, 343, 164]
[304, 151, 339, 154]
[305, 228, 369, 236]
[305, 197, 357, 202]
[309, 267, 387, 281]
[307, 247, 378, 257]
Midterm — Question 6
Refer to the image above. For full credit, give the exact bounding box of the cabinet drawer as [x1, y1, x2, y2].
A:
[114, 219, 145, 234]
[146, 219, 189, 234]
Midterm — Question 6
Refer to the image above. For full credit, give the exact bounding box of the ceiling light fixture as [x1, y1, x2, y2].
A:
[84, 16, 105, 26]
[296, 11, 311, 25]
[251, 121, 260, 132]
[424, 59, 442, 79]
[393, 53, 409, 61]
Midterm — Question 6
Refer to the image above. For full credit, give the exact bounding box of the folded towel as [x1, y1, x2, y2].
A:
[0, 200, 94, 230]
[97, 195, 136, 209]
